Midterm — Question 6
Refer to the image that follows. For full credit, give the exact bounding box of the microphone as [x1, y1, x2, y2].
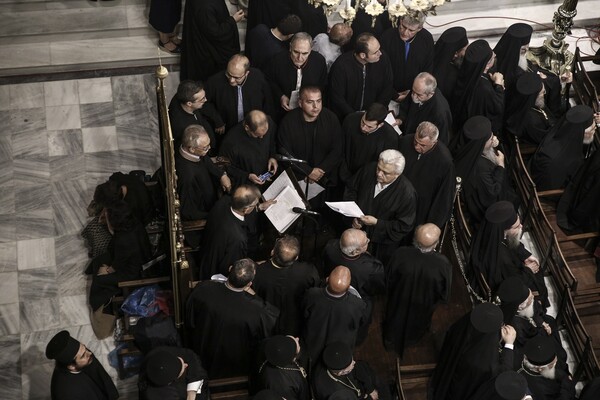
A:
[292, 207, 320, 216]
[275, 154, 307, 164]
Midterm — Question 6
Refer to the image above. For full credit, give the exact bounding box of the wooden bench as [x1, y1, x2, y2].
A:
[396, 359, 434, 400]
[208, 376, 249, 399]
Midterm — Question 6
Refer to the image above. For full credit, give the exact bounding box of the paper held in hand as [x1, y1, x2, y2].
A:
[263, 170, 306, 233]
[325, 201, 364, 218]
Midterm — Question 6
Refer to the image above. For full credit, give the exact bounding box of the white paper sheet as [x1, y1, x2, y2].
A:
[385, 112, 402, 136]
[302, 181, 325, 200]
[264, 186, 305, 233]
[263, 170, 295, 201]
[325, 201, 364, 218]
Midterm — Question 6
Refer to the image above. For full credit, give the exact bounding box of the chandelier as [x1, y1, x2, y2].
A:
[307, 0, 447, 27]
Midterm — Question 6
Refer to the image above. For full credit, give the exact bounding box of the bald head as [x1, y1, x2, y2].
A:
[340, 229, 368, 257]
[328, 266, 351, 295]
[226, 54, 250, 86]
[414, 224, 441, 253]
[329, 23, 353, 47]
[244, 110, 269, 138]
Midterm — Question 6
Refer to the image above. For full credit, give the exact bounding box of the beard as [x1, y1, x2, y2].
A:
[518, 53, 529, 71]
[539, 365, 557, 380]
[518, 299, 535, 319]
[535, 93, 545, 109]
[505, 228, 522, 250]
[482, 146, 498, 164]
[453, 55, 464, 68]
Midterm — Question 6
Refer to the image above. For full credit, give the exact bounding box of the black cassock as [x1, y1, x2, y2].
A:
[349, 1, 391, 46]
[246, 0, 292, 34]
[168, 97, 216, 148]
[51, 359, 119, 400]
[328, 52, 395, 120]
[289, 0, 327, 38]
[397, 89, 453, 145]
[466, 75, 505, 136]
[219, 119, 277, 188]
[245, 24, 289, 72]
[340, 112, 399, 183]
[344, 162, 417, 263]
[277, 107, 343, 185]
[383, 246, 452, 357]
[399, 135, 455, 228]
[139, 346, 208, 400]
[252, 259, 320, 336]
[180, 0, 240, 81]
[186, 280, 279, 379]
[519, 369, 576, 400]
[108, 172, 155, 226]
[199, 196, 248, 279]
[302, 287, 368, 363]
[380, 27, 434, 92]
[312, 361, 381, 400]
[257, 361, 310, 400]
[205, 69, 273, 133]
[513, 106, 556, 145]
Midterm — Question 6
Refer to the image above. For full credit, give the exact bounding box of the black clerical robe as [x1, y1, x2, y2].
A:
[219, 119, 277, 188]
[516, 107, 555, 145]
[349, 2, 391, 46]
[205, 68, 274, 132]
[186, 280, 279, 378]
[383, 246, 451, 356]
[108, 172, 155, 226]
[289, 0, 327, 38]
[434, 62, 460, 103]
[341, 112, 399, 183]
[246, 0, 292, 33]
[344, 163, 417, 262]
[520, 369, 576, 400]
[258, 361, 310, 400]
[398, 135, 455, 228]
[328, 52, 395, 120]
[199, 196, 248, 279]
[312, 362, 379, 400]
[168, 97, 216, 148]
[180, 0, 240, 81]
[277, 107, 343, 185]
[51, 360, 119, 400]
[266, 51, 328, 113]
[467, 75, 505, 136]
[139, 346, 208, 400]
[245, 24, 288, 72]
[302, 287, 368, 363]
[397, 89, 453, 144]
[380, 27, 434, 92]
[252, 259, 320, 336]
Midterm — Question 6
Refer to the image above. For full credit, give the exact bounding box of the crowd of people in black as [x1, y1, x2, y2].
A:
[44, 0, 600, 399]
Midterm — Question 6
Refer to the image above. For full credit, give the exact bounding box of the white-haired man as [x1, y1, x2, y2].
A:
[344, 149, 417, 263]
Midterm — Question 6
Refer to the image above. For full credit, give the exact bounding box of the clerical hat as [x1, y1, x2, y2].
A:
[524, 335, 556, 366]
[465, 39, 493, 64]
[145, 349, 181, 386]
[45, 330, 80, 364]
[323, 342, 353, 371]
[495, 371, 528, 400]
[505, 23, 534, 45]
[485, 201, 518, 230]
[463, 115, 492, 140]
[516, 72, 543, 96]
[470, 302, 503, 333]
[497, 276, 529, 305]
[566, 105, 594, 130]
[438, 26, 468, 49]
[265, 335, 296, 367]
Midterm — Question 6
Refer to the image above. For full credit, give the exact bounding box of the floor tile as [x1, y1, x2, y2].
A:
[12, 129, 48, 158]
[0, 334, 20, 369]
[60, 295, 89, 327]
[57, 262, 89, 297]
[49, 153, 86, 182]
[9, 107, 46, 135]
[0, 272, 18, 305]
[82, 126, 118, 153]
[0, 160, 14, 188]
[18, 266, 57, 302]
[13, 155, 50, 185]
[52, 179, 88, 236]
[48, 129, 83, 157]
[21, 361, 53, 400]
[78, 77, 113, 104]
[0, 214, 16, 243]
[0, 42, 50, 70]
[45, 104, 81, 131]
[17, 237, 55, 271]
[0, 302, 20, 336]
[20, 328, 62, 368]
[14, 184, 51, 213]
[54, 234, 89, 268]
[44, 79, 79, 106]
[0, 242, 17, 273]
[19, 297, 60, 333]
[0, 85, 9, 110]
[0, 365, 22, 400]
[9, 82, 44, 109]
[80, 102, 115, 128]
[16, 209, 55, 240]
[0, 184, 15, 214]
[0, 135, 12, 162]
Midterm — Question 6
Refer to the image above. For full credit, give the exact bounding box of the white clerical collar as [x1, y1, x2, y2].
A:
[270, 28, 284, 42]
[231, 207, 245, 221]
[374, 179, 395, 197]
[325, 287, 345, 298]
[179, 146, 200, 162]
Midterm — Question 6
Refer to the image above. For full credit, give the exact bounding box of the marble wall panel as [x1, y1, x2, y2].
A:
[0, 302, 20, 335]
[0, 242, 17, 272]
[80, 102, 115, 128]
[44, 80, 79, 107]
[0, 85, 9, 110]
[0, 271, 18, 305]
[78, 77, 113, 104]
[17, 237, 55, 271]
[0, 42, 51, 70]
[19, 297, 60, 333]
[18, 266, 57, 302]
[48, 129, 83, 157]
[16, 208, 55, 240]
[49, 153, 86, 182]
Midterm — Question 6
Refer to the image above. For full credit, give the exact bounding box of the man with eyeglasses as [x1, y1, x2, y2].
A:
[46, 330, 118, 400]
[395, 72, 453, 145]
[205, 54, 273, 139]
[168, 80, 216, 149]
[328, 32, 395, 121]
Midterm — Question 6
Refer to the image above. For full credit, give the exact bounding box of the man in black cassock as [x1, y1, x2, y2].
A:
[344, 149, 417, 264]
[245, 0, 292, 38]
[187, 258, 279, 379]
[139, 347, 208, 400]
[383, 224, 452, 357]
[199, 184, 263, 279]
[469, 370, 531, 400]
[220, 110, 278, 189]
[289, 0, 327, 38]
[328, 33, 395, 121]
[519, 336, 576, 400]
[469, 201, 547, 305]
[453, 115, 517, 226]
[180, 0, 244, 81]
[253, 235, 320, 336]
[396, 72, 453, 145]
[398, 122, 455, 229]
[380, 11, 434, 94]
[277, 86, 343, 188]
[530, 105, 598, 191]
[340, 103, 399, 184]
[168, 80, 216, 148]
[205, 54, 274, 137]
[432, 26, 468, 102]
[452, 40, 505, 134]
[302, 266, 368, 364]
[267, 33, 328, 118]
[349, 0, 391, 47]
[256, 335, 310, 400]
[46, 330, 119, 400]
[312, 342, 391, 400]
[245, 14, 301, 72]
[429, 303, 517, 400]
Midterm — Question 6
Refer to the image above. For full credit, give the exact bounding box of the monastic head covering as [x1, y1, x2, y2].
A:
[497, 276, 530, 323]
[463, 115, 492, 140]
[494, 23, 534, 86]
[516, 72, 543, 96]
[265, 335, 296, 367]
[323, 342, 353, 370]
[505, 72, 544, 137]
[485, 201, 518, 230]
[145, 349, 181, 386]
[453, 115, 493, 183]
[465, 39, 493, 65]
[565, 105, 594, 131]
[253, 389, 282, 400]
[45, 331, 80, 364]
[434, 26, 469, 65]
[524, 335, 556, 366]
[495, 371, 528, 400]
[470, 302, 503, 333]
[503, 23, 533, 46]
